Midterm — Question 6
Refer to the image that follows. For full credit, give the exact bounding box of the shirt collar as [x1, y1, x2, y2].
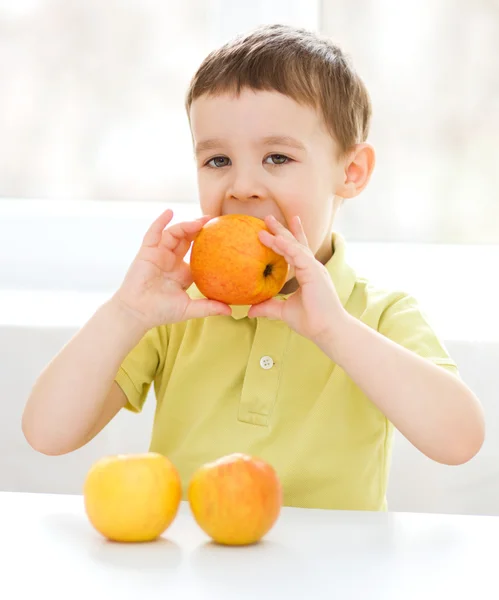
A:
[188, 232, 357, 320]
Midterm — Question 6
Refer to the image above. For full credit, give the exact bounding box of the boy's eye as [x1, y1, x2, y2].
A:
[205, 154, 290, 168]
[265, 154, 289, 165]
[207, 156, 231, 168]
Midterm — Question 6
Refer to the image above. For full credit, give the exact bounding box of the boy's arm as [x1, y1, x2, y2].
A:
[22, 300, 145, 455]
[317, 315, 485, 465]
[22, 210, 230, 456]
[250, 215, 485, 466]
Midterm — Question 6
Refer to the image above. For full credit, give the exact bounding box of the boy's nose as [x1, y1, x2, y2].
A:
[227, 167, 266, 202]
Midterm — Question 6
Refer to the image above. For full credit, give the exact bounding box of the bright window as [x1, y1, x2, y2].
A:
[1, 0, 497, 243]
[321, 0, 499, 243]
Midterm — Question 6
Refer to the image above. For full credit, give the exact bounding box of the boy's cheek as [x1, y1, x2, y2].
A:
[198, 194, 223, 217]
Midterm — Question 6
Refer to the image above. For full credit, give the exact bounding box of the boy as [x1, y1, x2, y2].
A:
[23, 24, 484, 511]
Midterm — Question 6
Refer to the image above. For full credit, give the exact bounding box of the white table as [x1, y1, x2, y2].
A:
[2, 492, 498, 599]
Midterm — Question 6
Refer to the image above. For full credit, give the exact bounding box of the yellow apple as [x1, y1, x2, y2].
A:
[83, 453, 181, 543]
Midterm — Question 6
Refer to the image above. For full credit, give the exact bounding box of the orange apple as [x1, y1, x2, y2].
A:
[190, 214, 289, 305]
[188, 453, 283, 546]
[83, 452, 181, 543]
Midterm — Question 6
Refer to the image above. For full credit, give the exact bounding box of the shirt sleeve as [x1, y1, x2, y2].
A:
[114, 325, 168, 413]
[377, 294, 459, 375]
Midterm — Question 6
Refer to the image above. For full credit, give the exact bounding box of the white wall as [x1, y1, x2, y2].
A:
[1, 200, 498, 515]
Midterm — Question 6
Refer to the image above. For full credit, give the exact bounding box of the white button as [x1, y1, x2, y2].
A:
[260, 356, 274, 370]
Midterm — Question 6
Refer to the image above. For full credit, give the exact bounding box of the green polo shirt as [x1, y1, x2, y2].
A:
[115, 233, 457, 511]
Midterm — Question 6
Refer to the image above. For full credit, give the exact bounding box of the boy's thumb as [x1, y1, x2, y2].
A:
[185, 299, 232, 320]
[247, 299, 283, 321]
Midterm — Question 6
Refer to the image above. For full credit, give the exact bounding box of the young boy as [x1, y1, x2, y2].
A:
[23, 24, 484, 511]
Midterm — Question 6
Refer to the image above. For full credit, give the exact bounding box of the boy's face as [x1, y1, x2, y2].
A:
[189, 89, 346, 269]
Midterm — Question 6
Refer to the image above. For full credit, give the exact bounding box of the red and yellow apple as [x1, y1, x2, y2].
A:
[188, 453, 283, 546]
[190, 214, 289, 305]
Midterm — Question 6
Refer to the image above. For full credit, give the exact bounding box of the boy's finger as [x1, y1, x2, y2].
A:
[184, 299, 232, 320]
[264, 215, 295, 240]
[290, 216, 309, 247]
[259, 232, 296, 267]
[270, 237, 320, 290]
[259, 230, 310, 271]
[171, 238, 191, 259]
[160, 217, 210, 251]
[142, 209, 174, 247]
[275, 235, 315, 269]
[248, 298, 284, 321]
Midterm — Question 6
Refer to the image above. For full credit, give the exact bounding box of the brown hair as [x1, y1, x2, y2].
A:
[185, 24, 372, 155]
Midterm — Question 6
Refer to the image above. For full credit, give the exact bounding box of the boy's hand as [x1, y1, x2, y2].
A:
[112, 209, 231, 329]
[248, 215, 348, 349]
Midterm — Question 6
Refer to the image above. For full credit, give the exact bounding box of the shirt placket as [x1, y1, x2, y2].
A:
[238, 318, 291, 426]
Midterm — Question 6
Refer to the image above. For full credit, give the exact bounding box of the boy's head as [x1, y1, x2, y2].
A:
[186, 24, 375, 269]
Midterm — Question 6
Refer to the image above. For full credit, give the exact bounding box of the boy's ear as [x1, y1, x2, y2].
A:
[336, 143, 376, 199]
